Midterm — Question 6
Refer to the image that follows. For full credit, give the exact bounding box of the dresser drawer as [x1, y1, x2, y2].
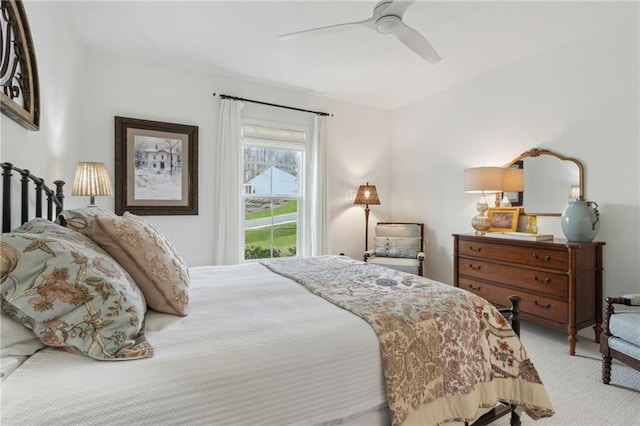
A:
[519, 293, 568, 324]
[459, 277, 508, 308]
[459, 278, 567, 324]
[458, 259, 568, 298]
[458, 239, 568, 271]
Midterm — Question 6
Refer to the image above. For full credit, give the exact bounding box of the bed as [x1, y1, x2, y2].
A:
[0, 163, 554, 425]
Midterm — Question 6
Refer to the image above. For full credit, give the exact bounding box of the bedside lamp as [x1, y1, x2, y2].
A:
[464, 167, 504, 235]
[499, 168, 524, 207]
[72, 162, 113, 207]
[353, 182, 381, 251]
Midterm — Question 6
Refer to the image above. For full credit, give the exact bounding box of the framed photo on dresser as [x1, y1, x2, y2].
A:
[487, 207, 520, 232]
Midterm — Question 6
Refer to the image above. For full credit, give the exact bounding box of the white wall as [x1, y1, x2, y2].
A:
[1, 1, 84, 202]
[3, 2, 638, 303]
[391, 12, 640, 303]
[1, 1, 392, 265]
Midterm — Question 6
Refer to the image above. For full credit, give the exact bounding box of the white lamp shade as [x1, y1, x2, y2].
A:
[569, 185, 581, 199]
[464, 167, 504, 193]
[503, 168, 524, 192]
[72, 162, 113, 197]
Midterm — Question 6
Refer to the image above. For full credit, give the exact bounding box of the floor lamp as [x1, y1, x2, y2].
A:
[353, 182, 381, 251]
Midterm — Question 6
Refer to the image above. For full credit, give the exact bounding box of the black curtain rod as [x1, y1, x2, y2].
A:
[213, 93, 332, 117]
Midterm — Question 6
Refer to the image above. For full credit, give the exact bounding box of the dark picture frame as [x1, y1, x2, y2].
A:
[115, 116, 198, 216]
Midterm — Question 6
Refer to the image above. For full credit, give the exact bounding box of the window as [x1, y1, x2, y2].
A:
[241, 122, 308, 260]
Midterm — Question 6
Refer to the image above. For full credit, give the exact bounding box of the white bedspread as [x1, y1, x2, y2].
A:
[0, 264, 387, 426]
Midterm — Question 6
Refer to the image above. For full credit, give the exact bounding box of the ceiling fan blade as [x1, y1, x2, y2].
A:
[278, 18, 374, 40]
[395, 23, 441, 64]
[380, 0, 416, 19]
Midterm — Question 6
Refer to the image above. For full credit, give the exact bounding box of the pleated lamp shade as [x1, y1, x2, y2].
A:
[353, 183, 381, 205]
[569, 185, 581, 200]
[72, 162, 113, 206]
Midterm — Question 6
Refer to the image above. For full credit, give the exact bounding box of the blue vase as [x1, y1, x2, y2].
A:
[560, 201, 600, 242]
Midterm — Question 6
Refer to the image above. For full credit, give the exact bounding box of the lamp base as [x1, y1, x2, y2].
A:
[471, 214, 491, 235]
[471, 193, 490, 235]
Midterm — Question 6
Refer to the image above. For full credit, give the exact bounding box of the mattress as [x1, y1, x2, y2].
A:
[0, 263, 387, 425]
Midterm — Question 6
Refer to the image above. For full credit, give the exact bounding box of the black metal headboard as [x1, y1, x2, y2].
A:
[1, 162, 65, 232]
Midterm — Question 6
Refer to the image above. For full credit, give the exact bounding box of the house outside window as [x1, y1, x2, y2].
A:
[241, 121, 309, 260]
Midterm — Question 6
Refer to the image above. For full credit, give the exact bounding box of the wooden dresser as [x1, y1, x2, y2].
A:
[453, 233, 605, 355]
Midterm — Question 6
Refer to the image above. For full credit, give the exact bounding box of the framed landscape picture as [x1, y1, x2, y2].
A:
[115, 116, 198, 215]
[487, 207, 520, 232]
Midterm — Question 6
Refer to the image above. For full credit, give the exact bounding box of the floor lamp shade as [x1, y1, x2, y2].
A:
[353, 183, 381, 206]
[72, 162, 113, 206]
[353, 182, 381, 251]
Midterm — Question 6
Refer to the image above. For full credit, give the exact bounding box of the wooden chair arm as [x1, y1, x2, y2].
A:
[364, 249, 375, 262]
[603, 295, 640, 336]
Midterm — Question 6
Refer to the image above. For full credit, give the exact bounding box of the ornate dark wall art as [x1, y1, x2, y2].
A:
[1, 0, 40, 130]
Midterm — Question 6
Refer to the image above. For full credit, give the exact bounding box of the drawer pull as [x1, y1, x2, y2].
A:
[533, 253, 551, 262]
[469, 246, 482, 252]
[468, 264, 481, 271]
[534, 300, 551, 309]
[532, 275, 551, 284]
[469, 284, 481, 291]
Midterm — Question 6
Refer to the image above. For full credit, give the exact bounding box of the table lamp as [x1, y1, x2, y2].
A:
[72, 162, 113, 207]
[464, 167, 504, 235]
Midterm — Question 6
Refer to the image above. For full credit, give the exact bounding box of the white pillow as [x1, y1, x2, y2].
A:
[1, 311, 45, 380]
[374, 236, 420, 258]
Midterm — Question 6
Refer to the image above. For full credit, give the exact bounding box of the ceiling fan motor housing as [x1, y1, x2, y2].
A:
[376, 15, 401, 34]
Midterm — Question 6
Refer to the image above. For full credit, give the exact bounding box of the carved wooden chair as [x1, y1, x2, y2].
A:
[364, 222, 425, 276]
[600, 294, 640, 385]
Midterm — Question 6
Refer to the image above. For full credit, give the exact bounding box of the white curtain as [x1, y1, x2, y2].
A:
[213, 99, 244, 264]
[308, 115, 329, 256]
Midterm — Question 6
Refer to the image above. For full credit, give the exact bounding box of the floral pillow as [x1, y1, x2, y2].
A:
[56, 207, 118, 238]
[0, 230, 152, 361]
[20, 217, 89, 238]
[93, 212, 190, 316]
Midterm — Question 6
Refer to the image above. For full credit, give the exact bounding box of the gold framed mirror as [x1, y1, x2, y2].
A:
[503, 148, 584, 216]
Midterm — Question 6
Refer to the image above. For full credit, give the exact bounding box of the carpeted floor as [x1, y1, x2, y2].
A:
[495, 320, 640, 425]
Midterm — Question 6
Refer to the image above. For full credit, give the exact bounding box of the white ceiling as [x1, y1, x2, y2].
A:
[64, 1, 632, 110]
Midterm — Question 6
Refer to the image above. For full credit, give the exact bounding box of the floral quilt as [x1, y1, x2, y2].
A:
[262, 255, 554, 426]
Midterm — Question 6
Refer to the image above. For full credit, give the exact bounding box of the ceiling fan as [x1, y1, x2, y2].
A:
[278, 0, 441, 64]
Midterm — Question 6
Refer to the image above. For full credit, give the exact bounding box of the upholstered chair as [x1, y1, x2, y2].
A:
[600, 294, 640, 384]
[364, 222, 425, 276]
